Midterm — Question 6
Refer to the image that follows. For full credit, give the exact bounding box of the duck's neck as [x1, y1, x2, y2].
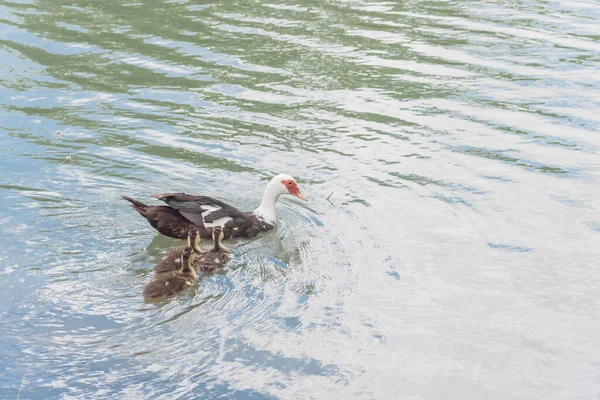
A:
[182, 258, 197, 278]
[253, 184, 280, 224]
[212, 236, 226, 252]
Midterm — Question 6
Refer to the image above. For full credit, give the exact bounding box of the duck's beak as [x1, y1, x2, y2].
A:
[286, 181, 308, 201]
[293, 191, 308, 201]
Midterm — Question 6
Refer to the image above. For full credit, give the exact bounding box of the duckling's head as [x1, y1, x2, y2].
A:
[187, 230, 201, 253]
[180, 247, 198, 277]
[212, 227, 227, 252]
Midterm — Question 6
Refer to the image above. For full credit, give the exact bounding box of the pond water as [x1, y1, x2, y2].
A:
[1, 0, 599, 398]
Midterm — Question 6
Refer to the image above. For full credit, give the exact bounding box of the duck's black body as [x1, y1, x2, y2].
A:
[122, 194, 272, 240]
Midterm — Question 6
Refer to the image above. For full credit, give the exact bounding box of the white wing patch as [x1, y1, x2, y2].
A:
[204, 216, 233, 228]
[200, 204, 233, 228]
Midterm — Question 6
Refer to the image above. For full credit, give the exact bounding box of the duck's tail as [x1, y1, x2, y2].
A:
[122, 195, 149, 217]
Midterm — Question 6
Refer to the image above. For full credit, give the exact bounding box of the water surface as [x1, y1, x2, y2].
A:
[1, 0, 599, 398]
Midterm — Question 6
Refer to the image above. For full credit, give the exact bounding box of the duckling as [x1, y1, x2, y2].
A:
[154, 230, 201, 273]
[194, 226, 231, 273]
[143, 247, 198, 299]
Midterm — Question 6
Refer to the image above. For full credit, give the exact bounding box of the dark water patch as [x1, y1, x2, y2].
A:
[453, 145, 572, 175]
[487, 243, 533, 253]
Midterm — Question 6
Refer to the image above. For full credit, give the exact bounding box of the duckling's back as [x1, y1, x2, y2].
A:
[154, 249, 183, 273]
[194, 251, 231, 273]
[143, 273, 196, 299]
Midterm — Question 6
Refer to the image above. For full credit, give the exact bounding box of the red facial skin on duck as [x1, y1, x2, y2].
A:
[282, 179, 308, 201]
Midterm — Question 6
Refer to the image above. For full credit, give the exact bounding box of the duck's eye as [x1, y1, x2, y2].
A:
[287, 181, 293, 186]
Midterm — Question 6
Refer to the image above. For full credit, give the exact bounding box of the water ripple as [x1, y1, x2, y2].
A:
[1, 0, 600, 398]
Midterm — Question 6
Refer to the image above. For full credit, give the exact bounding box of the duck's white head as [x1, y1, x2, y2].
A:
[268, 173, 308, 201]
[254, 174, 307, 224]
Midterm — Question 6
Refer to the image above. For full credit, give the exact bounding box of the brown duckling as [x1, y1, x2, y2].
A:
[143, 247, 198, 299]
[154, 230, 201, 273]
[194, 226, 231, 273]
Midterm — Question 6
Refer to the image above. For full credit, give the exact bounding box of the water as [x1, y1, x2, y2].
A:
[1, 0, 599, 398]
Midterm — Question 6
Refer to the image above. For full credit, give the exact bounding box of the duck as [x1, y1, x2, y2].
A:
[154, 230, 201, 274]
[193, 226, 231, 273]
[123, 174, 307, 240]
[143, 246, 198, 300]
